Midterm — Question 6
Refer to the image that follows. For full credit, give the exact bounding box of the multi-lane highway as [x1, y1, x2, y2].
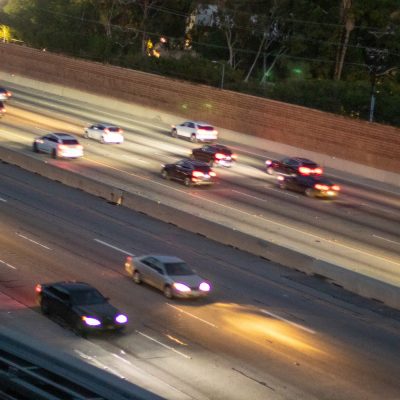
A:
[1, 82, 400, 289]
[1, 155, 400, 399]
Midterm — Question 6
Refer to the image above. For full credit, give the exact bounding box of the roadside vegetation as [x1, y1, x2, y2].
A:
[1, 0, 400, 126]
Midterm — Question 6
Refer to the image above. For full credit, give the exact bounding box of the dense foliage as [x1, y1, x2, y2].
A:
[1, 0, 399, 126]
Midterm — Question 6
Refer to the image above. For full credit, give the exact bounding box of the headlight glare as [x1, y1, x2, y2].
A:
[173, 282, 191, 292]
[115, 314, 128, 324]
[82, 316, 101, 326]
[199, 282, 210, 292]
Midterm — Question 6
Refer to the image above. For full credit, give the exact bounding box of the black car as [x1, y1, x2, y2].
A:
[161, 159, 217, 186]
[191, 144, 237, 167]
[277, 175, 340, 198]
[35, 281, 128, 335]
[0, 101, 5, 118]
[265, 157, 323, 176]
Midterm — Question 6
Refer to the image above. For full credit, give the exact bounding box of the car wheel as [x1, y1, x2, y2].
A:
[51, 149, 57, 159]
[266, 167, 274, 175]
[184, 177, 192, 187]
[164, 285, 173, 299]
[100, 136, 106, 144]
[279, 181, 287, 190]
[190, 134, 197, 143]
[171, 128, 177, 138]
[84, 130, 89, 139]
[305, 188, 314, 197]
[33, 142, 39, 153]
[161, 169, 170, 180]
[40, 299, 50, 315]
[133, 271, 142, 284]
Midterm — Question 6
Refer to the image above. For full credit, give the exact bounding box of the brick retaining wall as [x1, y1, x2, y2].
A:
[1, 43, 398, 173]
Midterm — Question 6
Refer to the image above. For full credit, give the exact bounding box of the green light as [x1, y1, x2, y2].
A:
[293, 68, 302, 74]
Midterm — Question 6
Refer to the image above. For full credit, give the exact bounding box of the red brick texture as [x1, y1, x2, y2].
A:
[1, 43, 399, 173]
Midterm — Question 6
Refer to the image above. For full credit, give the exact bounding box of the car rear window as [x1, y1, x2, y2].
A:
[107, 127, 119, 132]
[303, 162, 318, 168]
[61, 139, 79, 145]
[193, 165, 211, 173]
[198, 125, 214, 131]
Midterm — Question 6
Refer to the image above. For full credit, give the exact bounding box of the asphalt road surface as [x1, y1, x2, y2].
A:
[1, 162, 400, 400]
[0, 83, 399, 288]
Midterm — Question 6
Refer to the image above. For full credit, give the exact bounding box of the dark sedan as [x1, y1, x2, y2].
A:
[277, 175, 340, 198]
[35, 281, 128, 335]
[190, 144, 236, 167]
[265, 157, 323, 176]
[161, 159, 217, 186]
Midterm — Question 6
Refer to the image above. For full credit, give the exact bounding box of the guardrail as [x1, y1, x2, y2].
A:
[1, 146, 399, 310]
[0, 328, 164, 400]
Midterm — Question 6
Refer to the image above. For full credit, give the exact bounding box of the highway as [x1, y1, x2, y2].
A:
[0, 82, 399, 289]
[1, 161, 400, 400]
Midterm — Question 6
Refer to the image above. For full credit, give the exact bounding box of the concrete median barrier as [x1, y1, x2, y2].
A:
[1, 146, 399, 310]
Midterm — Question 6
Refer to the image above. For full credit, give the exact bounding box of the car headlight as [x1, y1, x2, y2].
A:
[173, 282, 191, 292]
[115, 314, 128, 324]
[82, 316, 101, 326]
[199, 282, 211, 292]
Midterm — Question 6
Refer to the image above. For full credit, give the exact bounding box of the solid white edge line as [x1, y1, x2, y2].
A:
[166, 303, 217, 328]
[112, 353, 132, 365]
[93, 239, 134, 256]
[136, 330, 191, 359]
[372, 234, 400, 245]
[0, 197, 7, 202]
[16, 233, 51, 250]
[261, 309, 316, 335]
[0, 259, 17, 270]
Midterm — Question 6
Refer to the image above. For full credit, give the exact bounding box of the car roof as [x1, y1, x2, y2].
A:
[49, 281, 95, 292]
[142, 255, 185, 263]
[289, 157, 317, 164]
[96, 123, 119, 128]
[186, 159, 211, 167]
[52, 133, 77, 139]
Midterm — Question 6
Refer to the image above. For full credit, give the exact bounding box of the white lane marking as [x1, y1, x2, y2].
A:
[261, 309, 316, 335]
[16, 233, 51, 250]
[233, 188, 298, 200]
[0, 197, 7, 202]
[112, 353, 132, 365]
[136, 330, 191, 359]
[86, 157, 400, 266]
[93, 239, 134, 256]
[373, 234, 400, 246]
[74, 349, 125, 379]
[166, 303, 217, 328]
[266, 187, 300, 198]
[121, 155, 150, 163]
[0, 259, 17, 270]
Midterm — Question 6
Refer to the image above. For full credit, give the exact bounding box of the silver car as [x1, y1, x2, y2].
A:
[84, 123, 124, 144]
[171, 121, 218, 143]
[33, 133, 83, 159]
[125, 255, 211, 299]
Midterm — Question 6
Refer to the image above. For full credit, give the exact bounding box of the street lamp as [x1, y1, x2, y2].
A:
[212, 60, 225, 89]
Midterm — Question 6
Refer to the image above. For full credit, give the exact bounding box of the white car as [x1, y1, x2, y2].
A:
[33, 133, 83, 159]
[125, 255, 211, 299]
[84, 123, 124, 144]
[171, 121, 218, 143]
[0, 87, 12, 101]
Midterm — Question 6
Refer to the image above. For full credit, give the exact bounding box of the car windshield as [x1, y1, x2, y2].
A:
[71, 289, 106, 305]
[165, 262, 194, 276]
[61, 139, 79, 145]
[198, 125, 214, 131]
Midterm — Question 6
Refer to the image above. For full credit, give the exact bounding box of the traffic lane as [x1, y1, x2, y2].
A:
[3, 100, 400, 270]
[1, 214, 398, 398]
[2, 164, 400, 398]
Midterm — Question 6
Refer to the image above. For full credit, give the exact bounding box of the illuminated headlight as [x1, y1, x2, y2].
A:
[199, 282, 211, 292]
[173, 283, 191, 292]
[82, 316, 101, 326]
[115, 314, 128, 324]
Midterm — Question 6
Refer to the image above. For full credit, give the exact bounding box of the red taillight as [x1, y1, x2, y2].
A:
[231, 154, 237, 159]
[299, 166, 311, 175]
[215, 153, 225, 160]
[209, 171, 217, 177]
[192, 171, 204, 177]
[104, 129, 110, 134]
[7, 91, 11, 97]
[58, 144, 68, 151]
[313, 167, 323, 174]
[35, 284, 42, 293]
[118, 128, 123, 133]
[314, 184, 329, 191]
[332, 185, 341, 191]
